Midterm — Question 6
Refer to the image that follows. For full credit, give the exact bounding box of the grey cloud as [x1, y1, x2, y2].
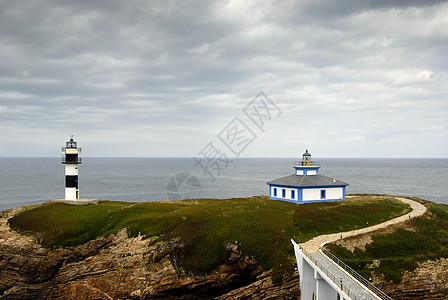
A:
[0, 0, 447, 157]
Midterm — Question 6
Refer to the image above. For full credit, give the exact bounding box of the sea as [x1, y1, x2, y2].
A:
[0, 157, 447, 212]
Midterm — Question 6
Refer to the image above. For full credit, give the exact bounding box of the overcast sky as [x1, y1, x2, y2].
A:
[1, 0, 447, 158]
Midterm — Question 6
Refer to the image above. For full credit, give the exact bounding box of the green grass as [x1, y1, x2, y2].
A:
[9, 195, 411, 277]
[325, 198, 448, 283]
[293, 196, 409, 242]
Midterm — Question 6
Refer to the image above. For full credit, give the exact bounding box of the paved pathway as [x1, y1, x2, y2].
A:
[300, 197, 427, 253]
[297, 197, 427, 299]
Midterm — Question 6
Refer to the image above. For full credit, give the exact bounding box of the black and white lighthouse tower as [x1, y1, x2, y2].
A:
[62, 136, 81, 200]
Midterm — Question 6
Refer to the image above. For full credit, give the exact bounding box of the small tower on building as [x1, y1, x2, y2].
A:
[294, 150, 321, 175]
[62, 136, 81, 200]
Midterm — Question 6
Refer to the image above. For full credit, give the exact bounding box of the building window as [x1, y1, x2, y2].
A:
[282, 189, 286, 198]
[291, 190, 295, 199]
[321, 190, 326, 199]
[273, 188, 277, 197]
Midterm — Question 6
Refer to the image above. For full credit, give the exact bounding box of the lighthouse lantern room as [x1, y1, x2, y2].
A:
[62, 136, 81, 200]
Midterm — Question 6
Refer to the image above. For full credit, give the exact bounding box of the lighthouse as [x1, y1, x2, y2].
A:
[62, 136, 81, 200]
[267, 150, 349, 203]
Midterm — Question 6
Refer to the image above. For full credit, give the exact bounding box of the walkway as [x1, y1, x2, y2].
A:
[300, 197, 427, 253]
[293, 197, 427, 299]
[305, 251, 379, 299]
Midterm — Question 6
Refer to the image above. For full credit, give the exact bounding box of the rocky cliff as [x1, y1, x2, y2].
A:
[373, 258, 448, 299]
[0, 207, 300, 299]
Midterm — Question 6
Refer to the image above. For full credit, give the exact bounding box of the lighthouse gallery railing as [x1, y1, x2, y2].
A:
[293, 161, 321, 167]
[61, 157, 82, 164]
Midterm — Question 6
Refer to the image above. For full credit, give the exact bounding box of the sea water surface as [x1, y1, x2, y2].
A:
[0, 157, 447, 212]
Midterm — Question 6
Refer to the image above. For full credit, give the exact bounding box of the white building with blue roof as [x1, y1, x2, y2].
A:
[267, 150, 349, 203]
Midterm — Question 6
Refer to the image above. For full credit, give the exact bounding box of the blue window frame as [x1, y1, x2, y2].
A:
[282, 189, 286, 198]
[291, 190, 295, 199]
[273, 188, 277, 197]
[320, 189, 326, 199]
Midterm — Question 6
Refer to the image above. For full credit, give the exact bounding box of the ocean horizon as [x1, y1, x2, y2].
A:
[1, 157, 447, 212]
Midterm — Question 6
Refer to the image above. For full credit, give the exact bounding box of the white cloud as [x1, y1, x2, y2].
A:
[0, 0, 447, 157]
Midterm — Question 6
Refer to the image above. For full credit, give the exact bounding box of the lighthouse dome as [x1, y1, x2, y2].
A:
[302, 150, 311, 161]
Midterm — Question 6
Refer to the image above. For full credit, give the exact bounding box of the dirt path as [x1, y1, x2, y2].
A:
[299, 197, 427, 253]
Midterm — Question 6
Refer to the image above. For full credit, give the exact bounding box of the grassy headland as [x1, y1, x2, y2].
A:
[325, 198, 448, 283]
[9, 195, 410, 278]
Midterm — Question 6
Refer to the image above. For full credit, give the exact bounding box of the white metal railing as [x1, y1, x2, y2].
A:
[301, 247, 361, 300]
[321, 249, 392, 300]
[293, 161, 321, 167]
[62, 147, 82, 153]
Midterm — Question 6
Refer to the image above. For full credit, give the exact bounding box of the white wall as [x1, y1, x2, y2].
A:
[271, 186, 298, 201]
[326, 187, 344, 200]
[303, 187, 343, 201]
[296, 170, 317, 175]
[65, 164, 78, 176]
[65, 187, 77, 200]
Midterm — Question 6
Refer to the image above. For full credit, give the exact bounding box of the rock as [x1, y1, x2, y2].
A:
[0, 209, 300, 299]
[216, 270, 300, 300]
[373, 258, 448, 299]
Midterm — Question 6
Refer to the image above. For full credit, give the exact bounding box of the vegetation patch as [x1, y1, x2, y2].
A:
[293, 196, 409, 242]
[325, 198, 448, 283]
[9, 195, 410, 277]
